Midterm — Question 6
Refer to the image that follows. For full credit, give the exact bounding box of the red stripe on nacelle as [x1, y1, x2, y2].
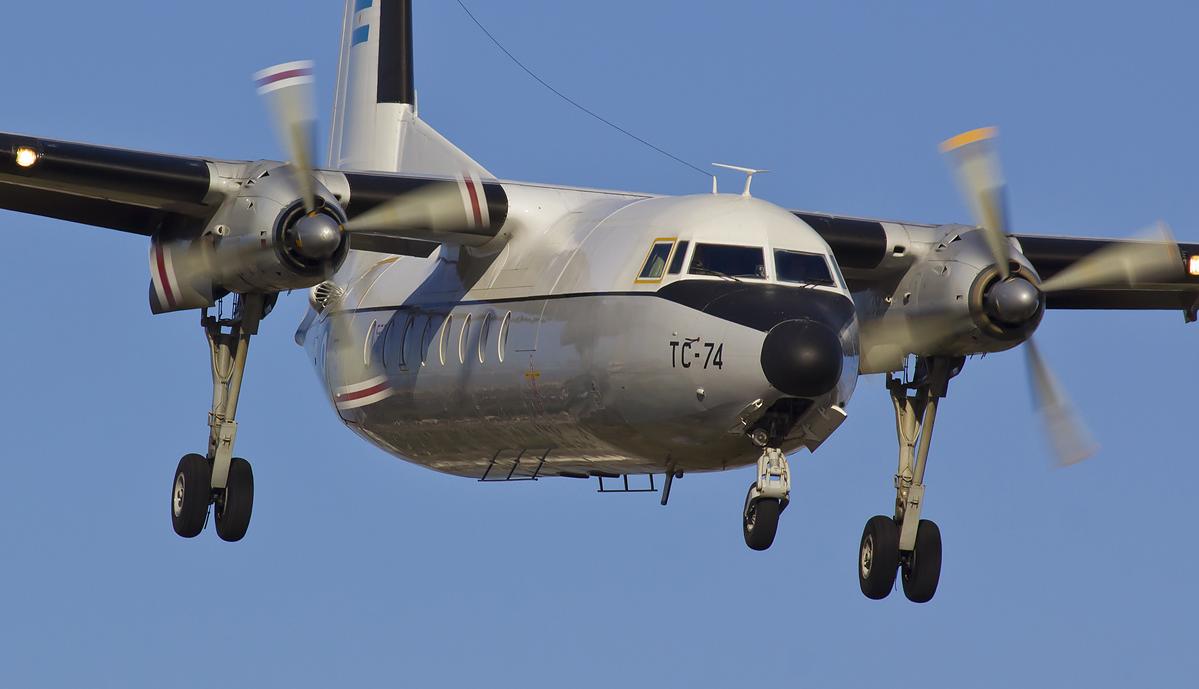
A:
[155, 243, 176, 309]
[463, 176, 483, 229]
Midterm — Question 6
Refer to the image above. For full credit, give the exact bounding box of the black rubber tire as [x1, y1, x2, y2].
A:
[171, 453, 211, 538]
[743, 484, 781, 551]
[858, 515, 900, 600]
[215, 457, 254, 542]
[902, 519, 942, 603]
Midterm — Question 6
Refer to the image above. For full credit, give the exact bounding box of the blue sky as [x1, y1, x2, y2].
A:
[2, 1, 1197, 687]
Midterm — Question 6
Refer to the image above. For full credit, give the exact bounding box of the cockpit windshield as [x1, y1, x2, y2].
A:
[774, 250, 835, 286]
[689, 244, 767, 279]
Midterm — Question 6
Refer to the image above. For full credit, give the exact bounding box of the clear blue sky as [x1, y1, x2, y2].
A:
[3, 1, 1197, 687]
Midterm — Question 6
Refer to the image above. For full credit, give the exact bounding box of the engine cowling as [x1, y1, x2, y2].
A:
[859, 226, 1045, 372]
[149, 168, 348, 314]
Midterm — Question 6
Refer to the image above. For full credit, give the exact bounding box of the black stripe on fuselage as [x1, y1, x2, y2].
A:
[341, 280, 856, 333]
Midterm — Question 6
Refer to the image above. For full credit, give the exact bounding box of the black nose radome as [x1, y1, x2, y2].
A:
[760, 319, 844, 397]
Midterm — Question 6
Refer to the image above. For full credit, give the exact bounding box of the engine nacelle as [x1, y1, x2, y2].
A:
[149, 167, 349, 314]
[860, 226, 1045, 372]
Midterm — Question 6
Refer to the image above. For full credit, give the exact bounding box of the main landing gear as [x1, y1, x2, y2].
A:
[170, 293, 268, 542]
[857, 356, 961, 603]
[742, 430, 792, 551]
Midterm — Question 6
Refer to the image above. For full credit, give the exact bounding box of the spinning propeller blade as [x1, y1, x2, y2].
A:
[1024, 338, 1099, 466]
[254, 60, 318, 213]
[941, 126, 1012, 279]
[342, 183, 474, 236]
[1038, 222, 1184, 294]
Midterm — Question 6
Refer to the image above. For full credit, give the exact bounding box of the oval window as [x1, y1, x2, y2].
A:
[458, 313, 472, 365]
[477, 312, 492, 364]
[363, 319, 378, 366]
[397, 314, 415, 370]
[420, 315, 437, 367]
[497, 311, 511, 363]
[439, 314, 454, 366]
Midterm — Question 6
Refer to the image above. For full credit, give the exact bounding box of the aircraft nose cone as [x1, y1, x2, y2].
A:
[760, 319, 844, 397]
[293, 213, 343, 260]
[986, 277, 1041, 325]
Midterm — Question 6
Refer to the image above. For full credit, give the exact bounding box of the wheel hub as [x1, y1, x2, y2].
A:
[172, 474, 186, 517]
[860, 534, 874, 578]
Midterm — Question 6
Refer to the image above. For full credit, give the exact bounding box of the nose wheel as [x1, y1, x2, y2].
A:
[741, 446, 791, 551]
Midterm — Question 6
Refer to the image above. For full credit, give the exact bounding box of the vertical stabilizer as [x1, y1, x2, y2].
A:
[329, 0, 492, 177]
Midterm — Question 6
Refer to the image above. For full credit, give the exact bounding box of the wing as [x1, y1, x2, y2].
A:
[0, 132, 218, 235]
[795, 210, 1199, 319]
[0, 131, 486, 257]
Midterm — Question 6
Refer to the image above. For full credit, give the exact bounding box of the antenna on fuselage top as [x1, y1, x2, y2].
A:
[712, 163, 769, 197]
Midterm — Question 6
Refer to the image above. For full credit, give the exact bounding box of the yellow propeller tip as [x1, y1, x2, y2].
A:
[939, 126, 999, 153]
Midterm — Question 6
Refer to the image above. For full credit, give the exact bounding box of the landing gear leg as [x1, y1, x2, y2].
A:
[857, 356, 960, 601]
[742, 443, 791, 551]
[169, 293, 267, 541]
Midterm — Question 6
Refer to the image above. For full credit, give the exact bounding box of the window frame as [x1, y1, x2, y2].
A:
[773, 249, 838, 287]
[634, 237, 678, 284]
[687, 242, 770, 281]
[667, 240, 690, 275]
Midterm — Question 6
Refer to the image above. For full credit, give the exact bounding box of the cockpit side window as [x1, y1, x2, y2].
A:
[636, 238, 676, 283]
[667, 241, 689, 274]
[689, 244, 767, 279]
[774, 249, 835, 286]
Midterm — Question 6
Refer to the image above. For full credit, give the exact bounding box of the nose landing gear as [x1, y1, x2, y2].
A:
[169, 293, 268, 542]
[742, 441, 792, 551]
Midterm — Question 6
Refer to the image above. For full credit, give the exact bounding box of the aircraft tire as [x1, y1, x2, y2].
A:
[858, 515, 900, 599]
[171, 453, 211, 538]
[215, 457, 254, 542]
[901, 519, 942, 603]
[743, 485, 781, 551]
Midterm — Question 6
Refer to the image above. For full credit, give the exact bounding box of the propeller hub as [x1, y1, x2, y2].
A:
[986, 276, 1041, 326]
[291, 212, 343, 260]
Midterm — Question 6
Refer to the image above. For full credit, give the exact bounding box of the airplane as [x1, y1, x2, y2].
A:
[2, 0, 1197, 605]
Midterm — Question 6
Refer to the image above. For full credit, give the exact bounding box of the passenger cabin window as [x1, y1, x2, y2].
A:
[667, 240, 689, 274]
[636, 239, 676, 283]
[689, 244, 767, 279]
[774, 250, 836, 286]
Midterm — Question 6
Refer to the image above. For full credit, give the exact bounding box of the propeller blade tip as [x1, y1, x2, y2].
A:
[939, 126, 999, 153]
[253, 60, 315, 94]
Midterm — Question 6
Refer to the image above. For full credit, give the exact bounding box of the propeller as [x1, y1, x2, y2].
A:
[940, 127, 1013, 279]
[940, 126, 1184, 466]
[254, 60, 318, 213]
[254, 60, 502, 251]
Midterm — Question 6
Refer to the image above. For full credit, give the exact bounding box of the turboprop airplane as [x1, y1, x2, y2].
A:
[2, 0, 1197, 604]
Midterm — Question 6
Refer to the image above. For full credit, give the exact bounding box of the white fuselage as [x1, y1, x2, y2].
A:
[302, 186, 860, 479]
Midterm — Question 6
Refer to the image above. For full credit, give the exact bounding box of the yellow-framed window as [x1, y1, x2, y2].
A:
[635, 237, 678, 284]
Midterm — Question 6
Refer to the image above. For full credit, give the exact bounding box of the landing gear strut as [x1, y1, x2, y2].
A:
[742, 430, 792, 551]
[857, 356, 961, 602]
[170, 293, 269, 542]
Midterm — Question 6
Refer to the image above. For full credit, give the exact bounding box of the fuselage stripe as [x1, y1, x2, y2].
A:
[335, 381, 390, 402]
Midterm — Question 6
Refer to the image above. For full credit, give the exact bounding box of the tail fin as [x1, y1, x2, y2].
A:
[328, 0, 491, 177]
